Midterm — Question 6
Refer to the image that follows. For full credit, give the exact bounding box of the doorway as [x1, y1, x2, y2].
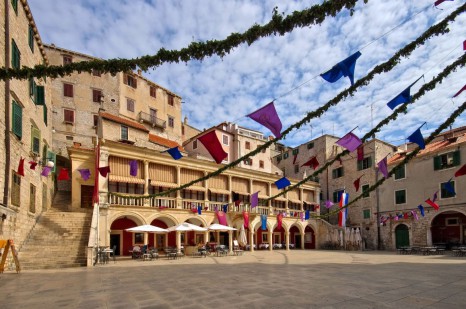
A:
[395, 224, 409, 248]
[110, 234, 121, 256]
[294, 234, 302, 249]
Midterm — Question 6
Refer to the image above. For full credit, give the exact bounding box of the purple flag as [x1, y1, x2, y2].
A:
[432, 191, 438, 203]
[300, 212, 304, 222]
[377, 157, 388, 179]
[129, 160, 138, 176]
[325, 200, 334, 209]
[336, 132, 362, 152]
[247, 102, 282, 138]
[411, 210, 419, 220]
[251, 191, 259, 208]
[78, 169, 91, 181]
[41, 166, 52, 177]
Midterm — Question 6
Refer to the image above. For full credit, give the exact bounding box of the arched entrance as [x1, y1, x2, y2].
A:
[110, 217, 142, 256]
[290, 226, 301, 249]
[304, 225, 315, 249]
[395, 224, 409, 248]
[431, 211, 466, 248]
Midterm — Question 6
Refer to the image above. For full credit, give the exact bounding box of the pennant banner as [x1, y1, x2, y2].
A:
[353, 176, 362, 192]
[275, 177, 291, 190]
[321, 51, 362, 86]
[243, 211, 249, 229]
[78, 169, 91, 181]
[357, 145, 364, 161]
[453, 85, 466, 98]
[17, 157, 25, 176]
[445, 179, 456, 196]
[98, 166, 110, 177]
[455, 164, 466, 177]
[198, 130, 228, 164]
[425, 198, 439, 211]
[41, 166, 52, 177]
[261, 214, 267, 231]
[197, 205, 202, 215]
[305, 209, 310, 220]
[407, 126, 425, 149]
[247, 102, 283, 138]
[217, 211, 227, 225]
[57, 168, 70, 181]
[167, 147, 183, 160]
[411, 210, 419, 220]
[251, 191, 259, 208]
[386, 76, 422, 110]
[336, 131, 362, 152]
[432, 191, 439, 203]
[277, 213, 283, 230]
[301, 156, 319, 170]
[129, 160, 138, 176]
[29, 161, 38, 170]
[325, 200, 334, 209]
[338, 192, 349, 227]
[434, 0, 454, 6]
[418, 205, 425, 217]
[377, 157, 389, 179]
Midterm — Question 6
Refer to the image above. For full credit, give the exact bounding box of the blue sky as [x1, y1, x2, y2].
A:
[28, 0, 466, 148]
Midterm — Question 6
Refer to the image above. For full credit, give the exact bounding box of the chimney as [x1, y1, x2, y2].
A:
[137, 69, 142, 75]
[184, 116, 188, 125]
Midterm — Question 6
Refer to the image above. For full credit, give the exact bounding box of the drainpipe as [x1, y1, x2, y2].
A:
[376, 169, 381, 250]
[3, 0, 11, 206]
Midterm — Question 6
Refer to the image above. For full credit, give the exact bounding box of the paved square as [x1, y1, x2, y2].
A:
[1, 250, 466, 308]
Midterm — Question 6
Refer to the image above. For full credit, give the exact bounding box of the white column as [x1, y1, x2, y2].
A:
[301, 231, 305, 249]
[176, 231, 181, 253]
[249, 230, 255, 252]
[228, 231, 233, 253]
[285, 231, 290, 251]
[268, 230, 273, 251]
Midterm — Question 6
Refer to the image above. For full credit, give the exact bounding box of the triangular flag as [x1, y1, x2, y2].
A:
[217, 211, 227, 225]
[300, 212, 304, 222]
[301, 156, 319, 169]
[17, 157, 25, 176]
[305, 210, 310, 220]
[197, 205, 202, 215]
[243, 211, 249, 228]
[353, 176, 362, 192]
[261, 214, 267, 231]
[444, 179, 456, 196]
[386, 77, 422, 110]
[223, 204, 228, 213]
[377, 157, 388, 179]
[325, 200, 334, 209]
[455, 164, 466, 177]
[78, 169, 91, 181]
[336, 131, 362, 152]
[275, 177, 291, 190]
[411, 210, 419, 221]
[98, 166, 110, 177]
[247, 102, 283, 138]
[463, 40, 466, 51]
[357, 145, 364, 161]
[292, 154, 298, 165]
[197, 130, 228, 164]
[432, 191, 439, 203]
[425, 198, 439, 210]
[418, 205, 425, 217]
[41, 166, 52, 177]
[321, 51, 362, 85]
[251, 191, 259, 208]
[434, 0, 454, 6]
[453, 85, 466, 98]
[277, 213, 283, 230]
[166, 147, 183, 160]
[403, 212, 409, 219]
[57, 168, 70, 181]
[407, 126, 425, 149]
[129, 160, 138, 176]
[28, 161, 38, 170]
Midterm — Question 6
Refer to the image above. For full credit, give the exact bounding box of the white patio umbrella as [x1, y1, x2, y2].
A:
[339, 230, 344, 248]
[238, 225, 248, 247]
[208, 223, 237, 231]
[125, 224, 168, 233]
[332, 229, 339, 245]
[167, 222, 207, 232]
[355, 228, 362, 249]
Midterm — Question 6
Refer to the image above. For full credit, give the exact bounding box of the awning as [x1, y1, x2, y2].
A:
[150, 180, 178, 188]
[288, 199, 302, 204]
[208, 188, 230, 195]
[183, 185, 206, 191]
[109, 175, 145, 184]
[272, 196, 287, 202]
[234, 191, 250, 196]
[258, 194, 269, 200]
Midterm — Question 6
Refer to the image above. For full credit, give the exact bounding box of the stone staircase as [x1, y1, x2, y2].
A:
[18, 192, 93, 270]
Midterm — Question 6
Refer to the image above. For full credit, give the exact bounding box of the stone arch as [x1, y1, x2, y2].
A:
[429, 209, 466, 247]
[393, 223, 410, 249]
[107, 212, 147, 256]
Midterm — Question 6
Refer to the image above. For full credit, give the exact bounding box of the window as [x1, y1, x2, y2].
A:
[446, 218, 459, 226]
[276, 155, 282, 163]
[63, 55, 72, 65]
[243, 158, 252, 166]
[92, 89, 103, 103]
[11, 39, 20, 70]
[307, 142, 314, 149]
[12, 100, 22, 139]
[394, 164, 406, 180]
[440, 180, 455, 199]
[292, 148, 299, 155]
[124, 74, 137, 88]
[35, 86, 45, 105]
[11, 0, 18, 14]
[395, 189, 406, 205]
[362, 184, 370, 198]
[257, 145, 266, 153]
[150, 86, 157, 98]
[28, 25, 34, 53]
[41, 145, 48, 166]
[126, 99, 135, 112]
[333, 189, 344, 203]
[262, 233, 268, 243]
[93, 115, 99, 127]
[121, 126, 128, 140]
[168, 94, 174, 106]
[64, 109, 74, 123]
[63, 83, 74, 97]
[357, 157, 372, 171]
[363, 209, 370, 219]
[92, 69, 101, 77]
[259, 160, 264, 169]
[31, 126, 40, 154]
[29, 77, 35, 98]
[29, 184, 36, 213]
[332, 167, 344, 179]
[434, 151, 460, 170]
[245, 141, 251, 150]
[43, 104, 48, 126]
[294, 165, 299, 173]
[283, 152, 289, 159]
[11, 171, 21, 206]
[193, 140, 198, 149]
[222, 135, 229, 145]
[168, 116, 174, 128]
[134, 233, 144, 244]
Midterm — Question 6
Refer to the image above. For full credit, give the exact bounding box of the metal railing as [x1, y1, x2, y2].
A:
[138, 111, 166, 129]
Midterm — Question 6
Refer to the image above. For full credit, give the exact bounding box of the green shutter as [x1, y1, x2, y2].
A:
[12, 101, 22, 139]
[453, 151, 460, 166]
[357, 160, 362, 171]
[332, 169, 336, 179]
[35, 86, 45, 105]
[433, 156, 441, 170]
[29, 25, 34, 52]
[333, 191, 338, 203]
[11, 0, 18, 14]
[367, 157, 372, 168]
[47, 151, 56, 173]
[29, 77, 34, 97]
[31, 126, 40, 154]
[42, 145, 48, 166]
[43, 104, 47, 126]
[11, 39, 20, 69]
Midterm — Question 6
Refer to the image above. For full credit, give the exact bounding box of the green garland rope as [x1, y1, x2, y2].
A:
[108, 4, 465, 201]
[319, 99, 466, 219]
[0, 0, 364, 81]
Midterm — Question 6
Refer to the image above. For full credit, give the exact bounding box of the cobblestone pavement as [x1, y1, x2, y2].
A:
[1, 250, 466, 308]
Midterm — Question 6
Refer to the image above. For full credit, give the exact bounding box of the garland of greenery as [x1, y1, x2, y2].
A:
[0, 0, 365, 81]
[107, 6, 465, 201]
[267, 53, 466, 202]
[318, 98, 466, 219]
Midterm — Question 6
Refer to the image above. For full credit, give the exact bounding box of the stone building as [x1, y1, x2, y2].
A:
[380, 128, 466, 250]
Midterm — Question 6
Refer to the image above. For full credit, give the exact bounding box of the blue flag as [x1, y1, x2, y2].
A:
[197, 205, 202, 215]
[418, 205, 425, 217]
[261, 214, 267, 231]
[166, 147, 183, 160]
[222, 204, 228, 213]
[305, 210, 310, 220]
[275, 177, 291, 190]
[321, 51, 362, 86]
[386, 76, 423, 110]
[444, 179, 456, 195]
[407, 126, 425, 149]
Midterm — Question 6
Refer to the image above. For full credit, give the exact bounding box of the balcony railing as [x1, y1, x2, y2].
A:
[138, 111, 166, 129]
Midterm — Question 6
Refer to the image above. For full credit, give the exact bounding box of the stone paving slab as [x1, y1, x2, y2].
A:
[1, 250, 466, 308]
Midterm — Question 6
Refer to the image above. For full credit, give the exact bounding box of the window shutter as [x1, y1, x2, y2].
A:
[43, 104, 48, 126]
[333, 191, 338, 203]
[341, 168, 344, 176]
[12, 101, 22, 139]
[367, 157, 372, 168]
[35, 86, 45, 105]
[47, 151, 56, 173]
[133, 77, 137, 88]
[357, 160, 362, 171]
[433, 156, 441, 170]
[31, 126, 40, 153]
[29, 77, 35, 97]
[29, 25, 34, 52]
[453, 151, 461, 166]
[332, 169, 336, 179]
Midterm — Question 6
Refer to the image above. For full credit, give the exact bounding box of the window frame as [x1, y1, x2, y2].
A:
[92, 69, 101, 77]
[357, 156, 372, 171]
[11, 0, 18, 14]
[259, 160, 264, 169]
[363, 209, 370, 219]
[150, 86, 157, 98]
[222, 135, 229, 146]
[292, 148, 299, 155]
[362, 184, 370, 198]
[283, 152, 289, 159]
[63, 83, 74, 97]
[11, 39, 21, 70]
[307, 142, 314, 149]
[12, 100, 22, 139]
[168, 94, 174, 106]
[393, 164, 406, 180]
[29, 184, 36, 213]
[434, 151, 461, 171]
[11, 171, 21, 206]
[31, 125, 41, 154]
[394, 189, 407, 205]
[124, 74, 137, 88]
[294, 164, 299, 173]
[63, 109, 75, 124]
[92, 89, 103, 103]
[332, 166, 344, 179]
[126, 98, 135, 112]
[333, 189, 344, 203]
[121, 125, 129, 141]
[168, 116, 174, 128]
[193, 140, 198, 149]
[245, 141, 251, 150]
[63, 55, 73, 65]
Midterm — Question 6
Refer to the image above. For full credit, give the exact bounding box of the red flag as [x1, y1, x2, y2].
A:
[17, 157, 25, 176]
[455, 164, 466, 177]
[98, 166, 110, 177]
[463, 40, 466, 51]
[357, 145, 364, 161]
[28, 161, 38, 170]
[301, 156, 319, 169]
[453, 85, 466, 98]
[57, 168, 70, 181]
[403, 212, 409, 219]
[425, 198, 439, 211]
[292, 154, 298, 164]
[243, 211, 249, 228]
[353, 176, 362, 192]
[277, 213, 283, 230]
[93, 143, 100, 205]
[197, 130, 228, 164]
[434, 0, 453, 6]
[217, 211, 227, 225]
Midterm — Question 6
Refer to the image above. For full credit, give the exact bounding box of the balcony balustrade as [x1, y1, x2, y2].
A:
[138, 111, 166, 129]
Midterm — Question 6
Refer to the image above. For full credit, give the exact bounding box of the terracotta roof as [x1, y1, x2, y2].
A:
[100, 112, 149, 132]
[388, 134, 466, 165]
[149, 134, 183, 150]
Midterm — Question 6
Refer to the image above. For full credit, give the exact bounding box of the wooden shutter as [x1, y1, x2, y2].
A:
[433, 156, 441, 170]
[64, 83, 73, 97]
[12, 100, 22, 139]
[31, 126, 40, 154]
[357, 160, 362, 171]
[453, 151, 461, 166]
[43, 104, 48, 126]
[12, 39, 20, 69]
[35, 86, 45, 105]
[64, 109, 74, 123]
[92, 89, 101, 103]
[28, 25, 34, 52]
[332, 169, 337, 179]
